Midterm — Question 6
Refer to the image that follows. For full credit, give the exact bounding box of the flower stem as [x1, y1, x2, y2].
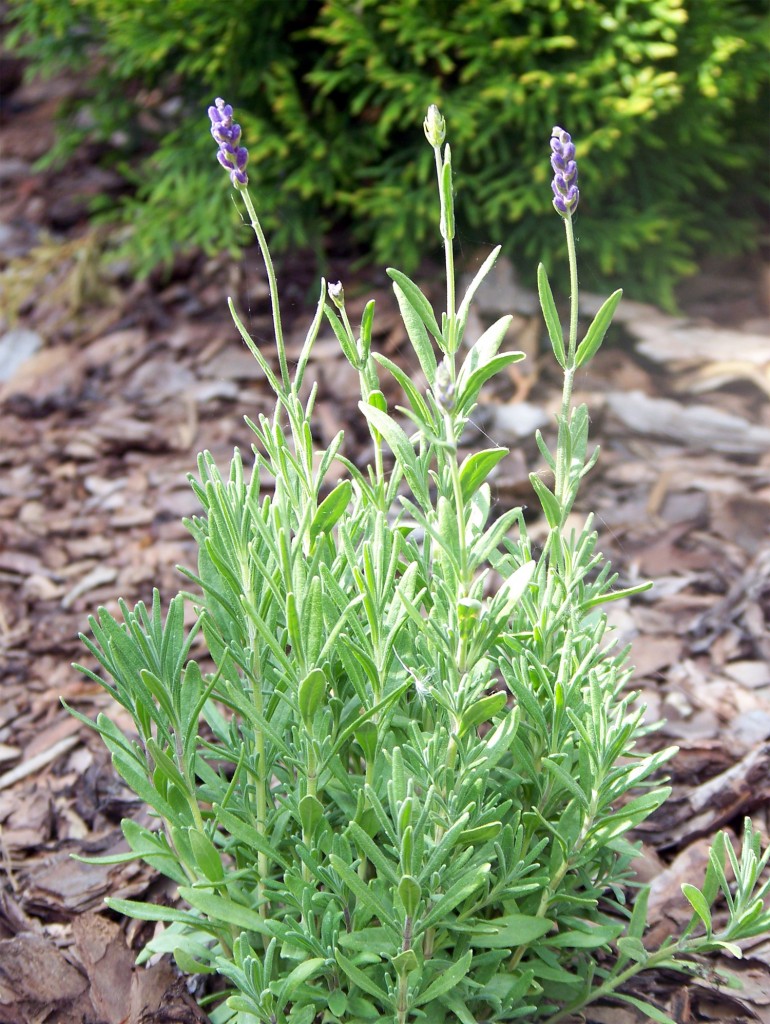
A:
[554, 212, 579, 514]
[241, 188, 290, 391]
[433, 145, 456, 354]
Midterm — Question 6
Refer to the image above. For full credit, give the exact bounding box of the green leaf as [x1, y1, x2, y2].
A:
[529, 472, 561, 528]
[229, 299, 282, 394]
[681, 883, 712, 934]
[373, 352, 433, 426]
[347, 821, 400, 885]
[458, 692, 507, 738]
[581, 580, 653, 610]
[458, 821, 502, 845]
[354, 720, 378, 763]
[711, 939, 744, 957]
[295, 278, 327, 390]
[546, 922, 622, 948]
[440, 992, 478, 1024]
[586, 788, 671, 843]
[358, 402, 430, 509]
[702, 830, 727, 907]
[614, 993, 678, 1024]
[537, 263, 566, 367]
[574, 289, 623, 368]
[452, 913, 552, 948]
[456, 245, 501, 347]
[392, 281, 438, 384]
[335, 950, 389, 1001]
[359, 299, 376, 359]
[288, 1005, 317, 1024]
[492, 559, 536, 619]
[173, 946, 217, 974]
[414, 951, 472, 1006]
[627, 884, 650, 941]
[420, 864, 491, 931]
[535, 428, 556, 471]
[298, 667, 326, 729]
[457, 351, 524, 414]
[392, 948, 418, 976]
[178, 887, 278, 938]
[310, 480, 353, 541]
[616, 936, 649, 963]
[459, 448, 509, 504]
[328, 990, 348, 1017]
[328, 854, 399, 932]
[105, 897, 218, 932]
[337, 927, 398, 957]
[440, 156, 454, 242]
[387, 270, 443, 344]
[187, 828, 224, 883]
[299, 794, 324, 837]
[542, 757, 590, 812]
[325, 303, 360, 366]
[398, 875, 421, 917]
[276, 958, 327, 1003]
[110, 750, 180, 823]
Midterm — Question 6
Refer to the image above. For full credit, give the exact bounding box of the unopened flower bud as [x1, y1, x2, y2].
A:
[550, 126, 579, 218]
[424, 104, 446, 148]
[433, 357, 455, 412]
[328, 280, 345, 309]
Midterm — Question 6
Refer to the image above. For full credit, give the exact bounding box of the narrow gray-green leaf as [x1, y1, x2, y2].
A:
[456, 246, 501, 347]
[298, 667, 326, 729]
[414, 951, 472, 1006]
[373, 352, 433, 426]
[310, 480, 353, 541]
[324, 304, 360, 367]
[457, 315, 514, 392]
[228, 299, 282, 394]
[392, 281, 438, 385]
[328, 853, 399, 931]
[616, 936, 649, 964]
[459, 448, 509, 504]
[681, 883, 713, 934]
[419, 864, 491, 931]
[529, 472, 561, 528]
[574, 288, 623, 368]
[458, 692, 507, 738]
[178, 887, 278, 937]
[105, 898, 218, 930]
[359, 402, 430, 509]
[187, 828, 224, 883]
[335, 951, 389, 1001]
[537, 263, 566, 367]
[457, 351, 525, 414]
[492, 559, 536, 619]
[453, 913, 552, 948]
[614, 993, 678, 1024]
[387, 269, 443, 343]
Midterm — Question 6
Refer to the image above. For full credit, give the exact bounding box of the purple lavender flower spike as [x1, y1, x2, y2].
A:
[209, 97, 249, 188]
[550, 126, 578, 217]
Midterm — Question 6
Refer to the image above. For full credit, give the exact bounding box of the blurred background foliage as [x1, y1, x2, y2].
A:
[7, 0, 769, 307]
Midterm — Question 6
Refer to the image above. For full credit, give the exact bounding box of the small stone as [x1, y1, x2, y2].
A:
[0, 328, 44, 382]
[491, 402, 549, 440]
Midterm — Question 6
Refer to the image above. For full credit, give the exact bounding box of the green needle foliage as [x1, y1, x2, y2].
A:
[69, 106, 770, 1024]
[7, 0, 769, 307]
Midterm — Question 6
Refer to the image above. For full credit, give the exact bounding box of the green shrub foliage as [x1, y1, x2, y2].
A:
[8, 0, 769, 305]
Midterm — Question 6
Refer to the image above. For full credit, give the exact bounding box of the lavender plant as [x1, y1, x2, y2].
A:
[70, 103, 770, 1024]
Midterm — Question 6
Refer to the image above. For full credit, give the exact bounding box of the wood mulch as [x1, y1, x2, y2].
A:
[1, 55, 769, 1024]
